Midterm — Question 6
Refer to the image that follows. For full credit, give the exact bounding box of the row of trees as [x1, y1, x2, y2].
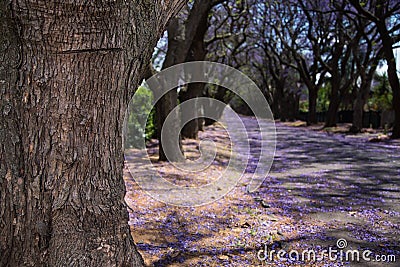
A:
[259, 0, 399, 135]
[146, 0, 400, 164]
[206, 0, 400, 134]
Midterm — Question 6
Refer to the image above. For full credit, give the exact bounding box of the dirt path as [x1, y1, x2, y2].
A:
[124, 115, 399, 266]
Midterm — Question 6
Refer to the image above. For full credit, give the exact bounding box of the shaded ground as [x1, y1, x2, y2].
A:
[124, 116, 399, 266]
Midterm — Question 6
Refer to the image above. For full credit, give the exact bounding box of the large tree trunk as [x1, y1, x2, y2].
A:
[0, 2, 25, 265]
[156, 84, 183, 161]
[156, 0, 212, 160]
[156, 18, 184, 161]
[180, 6, 209, 139]
[180, 83, 203, 139]
[0, 1, 184, 266]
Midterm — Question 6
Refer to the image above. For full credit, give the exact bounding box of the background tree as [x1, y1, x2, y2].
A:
[205, 0, 399, 134]
[156, 0, 212, 161]
[204, 0, 253, 118]
[179, 7, 210, 139]
[349, 17, 383, 133]
[290, 0, 329, 124]
[303, 0, 360, 127]
[347, 0, 400, 137]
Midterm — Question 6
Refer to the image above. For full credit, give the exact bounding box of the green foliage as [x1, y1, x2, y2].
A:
[299, 100, 309, 113]
[229, 95, 253, 115]
[368, 73, 393, 111]
[316, 83, 330, 112]
[124, 86, 156, 149]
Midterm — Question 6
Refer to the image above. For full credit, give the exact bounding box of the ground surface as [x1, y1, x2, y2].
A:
[124, 116, 400, 266]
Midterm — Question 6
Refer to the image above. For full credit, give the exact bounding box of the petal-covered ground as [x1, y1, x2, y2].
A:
[124, 116, 400, 266]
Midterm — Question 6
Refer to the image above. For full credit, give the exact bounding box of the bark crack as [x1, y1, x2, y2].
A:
[56, 48, 123, 54]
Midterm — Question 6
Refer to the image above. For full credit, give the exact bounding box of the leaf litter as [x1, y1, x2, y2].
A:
[125, 118, 400, 266]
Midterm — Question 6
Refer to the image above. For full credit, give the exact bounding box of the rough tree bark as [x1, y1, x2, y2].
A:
[0, 1, 184, 266]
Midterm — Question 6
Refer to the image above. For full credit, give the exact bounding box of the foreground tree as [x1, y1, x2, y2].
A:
[0, 1, 184, 266]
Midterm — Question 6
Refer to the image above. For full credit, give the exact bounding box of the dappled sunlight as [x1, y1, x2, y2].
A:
[124, 116, 400, 266]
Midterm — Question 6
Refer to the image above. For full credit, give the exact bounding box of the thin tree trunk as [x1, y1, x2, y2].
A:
[271, 95, 280, 120]
[308, 87, 318, 125]
[286, 92, 298, 122]
[198, 104, 205, 131]
[1, 1, 184, 266]
[278, 87, 287, 122]
[351, 69, 375, 133]
[325, 75, 340, 127]
[351, 96, 365, 133]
